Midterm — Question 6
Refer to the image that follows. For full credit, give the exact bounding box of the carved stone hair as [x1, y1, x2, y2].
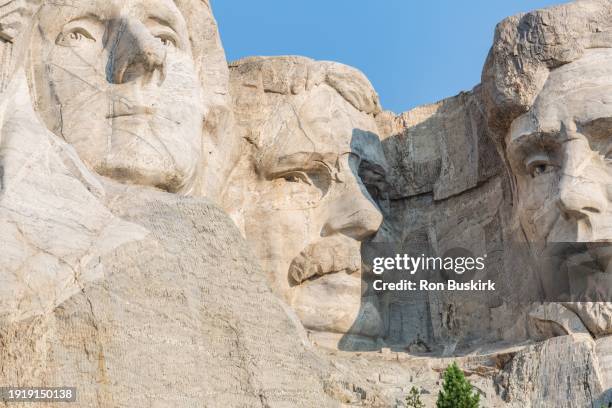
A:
[229, 55, 381, 116]
[173, 0, 228, 114]
[481, 0, 612, 139]
[0, 0, 43, 92]
[173, 0, 234, 197]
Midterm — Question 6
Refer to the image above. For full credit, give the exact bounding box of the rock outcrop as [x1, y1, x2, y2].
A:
[1, 0, 611, 407]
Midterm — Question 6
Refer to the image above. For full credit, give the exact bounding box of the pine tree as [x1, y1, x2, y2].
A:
[405, 386, 424, 408]
[436, 362, 480, 408]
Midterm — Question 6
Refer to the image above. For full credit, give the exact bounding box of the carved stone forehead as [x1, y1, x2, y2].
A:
[509, 48, 612, 142]
[258, 85, 386, 172]
[38, 0, 187, 30]
[296, 85, 378, 146]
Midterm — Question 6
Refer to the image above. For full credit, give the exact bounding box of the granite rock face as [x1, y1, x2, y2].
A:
[362, 1, 612, 405]
[0, 184, 350, 407]
[374, 90, 522, 349]
[0, 1, 376, 407]
[1, 0, 612, 407]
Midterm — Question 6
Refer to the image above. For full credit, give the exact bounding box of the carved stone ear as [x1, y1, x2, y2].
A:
[0, 0, 41, 91]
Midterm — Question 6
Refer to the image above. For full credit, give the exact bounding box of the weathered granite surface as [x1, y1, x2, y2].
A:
[1, 0, 612, 407]
[0, 1, 376, 407]
[0, 182, 350, 407]
[368, 1, 612, 406]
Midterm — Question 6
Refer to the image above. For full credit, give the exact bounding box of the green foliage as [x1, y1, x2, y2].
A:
[405, 386, 424, 408]
[436, 362, 480, 408]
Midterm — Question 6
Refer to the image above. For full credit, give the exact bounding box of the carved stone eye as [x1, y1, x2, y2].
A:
[532, 164, 549, 176]
[524, 154, 556, 179]
[282, 172, 312, 185]
[56, 28, 96, 47]
[528, 162, 555, 178]
[69, 32, 85, 41]
[274, 165, 333, 206]
[155, 35, 177, 48]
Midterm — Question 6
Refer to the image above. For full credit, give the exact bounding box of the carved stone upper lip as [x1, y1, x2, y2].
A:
[107, 104, 156, 119]
[288, 237, 361, 285]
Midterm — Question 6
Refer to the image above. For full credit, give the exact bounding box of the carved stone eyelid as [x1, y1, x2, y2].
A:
[524, 154, 552, 168]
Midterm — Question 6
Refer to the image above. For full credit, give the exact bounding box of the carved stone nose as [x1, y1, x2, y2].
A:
[321, 180, 383, 241]
[556, 142, 607, 221]
[557, 179, 604, 220]
[108, 19, 166, 85]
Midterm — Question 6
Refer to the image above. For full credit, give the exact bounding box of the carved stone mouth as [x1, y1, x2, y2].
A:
[289, 262, 359, 286]
[288, 237, 361, 285]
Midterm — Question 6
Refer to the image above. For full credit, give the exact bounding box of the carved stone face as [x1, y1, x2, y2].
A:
[30, 0, 205, 193]
[240, 85, 386, 338]
[507, 49, 612, 331]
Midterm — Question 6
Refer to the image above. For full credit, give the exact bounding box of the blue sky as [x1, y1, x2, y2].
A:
[214, 1, 567, 113]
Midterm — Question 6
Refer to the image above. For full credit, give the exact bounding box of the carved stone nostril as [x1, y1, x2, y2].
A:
[583, 207, 601, 214]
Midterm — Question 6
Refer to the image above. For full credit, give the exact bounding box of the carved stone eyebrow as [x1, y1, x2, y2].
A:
[509, 131, 562, 148]
[142, 0, 185, 32]
[509, 131, 542, 146]
[66, 13, 105, 26]
[147, 16, 177, 31]
[262, 151, 338, 179]
[142, 4, 190, 48]
[61, 15, 105, 37]
[506, 131, 567, 165]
